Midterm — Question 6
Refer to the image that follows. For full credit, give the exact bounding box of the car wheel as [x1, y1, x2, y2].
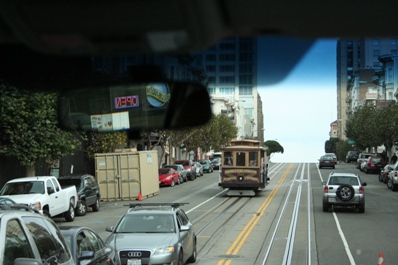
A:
[323, 202, 329, 212]
[187, 239, 197, 263]
[392, 183, 398, 192]
[358, 203, 365, 213]
[332, 165, 335, 169]
[378, 173, 383, 182]
[387, 178, 393, 189]
[91, 197, 100, 212]
[336, 185, 355, 201]
[177, 250, 183, 265]
[64, 203, 75, 222]
[43, 209, 51, 218]
[75, 200, 87, 216]
[178, 177, 182, 184]
[171, 179, 175, 187]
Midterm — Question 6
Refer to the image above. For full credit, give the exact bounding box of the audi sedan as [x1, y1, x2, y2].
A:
[105, 203, 197, 265]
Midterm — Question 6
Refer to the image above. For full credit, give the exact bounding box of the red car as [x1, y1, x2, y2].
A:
[158, 168, 181, 187]
[363, 156, 385, 174]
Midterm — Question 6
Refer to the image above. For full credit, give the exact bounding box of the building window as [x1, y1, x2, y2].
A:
[170, 66, 174, 79]
[219, 43, 235, 50]
[219, 87, 235, 94]
[206, 54, 216, 61]
[219, 76, 235, 83]
[391, 39, 397, 45]
[219, 54, 235, 62]
[373, 50, 379, 56]
[206, 65, 216, 72]
[239, 41, 254, 51]
[245, 108, 253, 118]
[219, 65, 235, 72]
[239, 64, 253, 73]
[239, 86, 253, 95]
[239, 53, 253, 62]
[239, 75, 253, 85]
[373, 39, 379, 46]
[391, 50, 397, 56]
[373, 62, 380, 67]
[208, 76, 216, 83]
[207, 87, 216, 94]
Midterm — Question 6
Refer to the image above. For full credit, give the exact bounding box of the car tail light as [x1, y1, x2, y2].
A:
[359, 186, 364, 194]
[324, 186, 328, 193]
[395, 172, 398, 177]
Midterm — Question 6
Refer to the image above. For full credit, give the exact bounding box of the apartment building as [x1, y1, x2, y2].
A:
[192, 37, 264, 143]
[337, 38, 398, 139]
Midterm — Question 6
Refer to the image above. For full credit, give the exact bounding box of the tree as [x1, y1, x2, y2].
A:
[0, 84, 81, 176]
[263, 140, 284, 159]
[345, 104, 379, 151]
[82, 131, 129, 160]
[325, 138, 339, 154]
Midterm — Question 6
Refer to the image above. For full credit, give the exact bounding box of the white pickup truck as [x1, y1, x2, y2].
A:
[0, 176, 77, 222]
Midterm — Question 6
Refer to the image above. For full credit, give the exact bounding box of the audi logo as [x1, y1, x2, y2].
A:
[128, 252, 142, 258]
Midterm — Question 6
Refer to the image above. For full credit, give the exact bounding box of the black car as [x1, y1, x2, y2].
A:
[346, 151, 359, 163]
[58, 174, 101, 216]
[211, 157, 221, 170]
[60, 226, 113, 265]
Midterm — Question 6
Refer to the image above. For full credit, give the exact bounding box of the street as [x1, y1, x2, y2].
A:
[58, 162, 398, 265]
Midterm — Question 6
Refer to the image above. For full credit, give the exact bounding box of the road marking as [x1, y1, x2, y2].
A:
[333, 212, 356, 264]
[218, 163, 294, 264]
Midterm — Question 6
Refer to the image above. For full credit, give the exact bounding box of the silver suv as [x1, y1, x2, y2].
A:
[322, 172, 367, 213]
[0, 204, 74, 265]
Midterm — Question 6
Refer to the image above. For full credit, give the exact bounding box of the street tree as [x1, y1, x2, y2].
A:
[82, 131, 129, 159]
[263, 140, 284, 159]
[0, 84, 81, 176]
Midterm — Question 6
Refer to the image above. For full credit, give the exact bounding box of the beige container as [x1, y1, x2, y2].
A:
[95, 150, 159, 201]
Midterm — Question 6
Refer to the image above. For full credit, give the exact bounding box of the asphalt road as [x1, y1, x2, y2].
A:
[57, 162, 398, 265]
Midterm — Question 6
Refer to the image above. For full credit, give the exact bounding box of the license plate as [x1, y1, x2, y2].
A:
[325, 161, 329, 163]
[128, 259, 142, 265]
[328, 197, 336, 202]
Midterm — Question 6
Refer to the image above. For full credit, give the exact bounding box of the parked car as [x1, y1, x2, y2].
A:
[356, 152, 374, 169]
[193, 161, 204, 176]
[318, 155, 335, 169]
[362, 156, 385, 174]
[211, 157, 221, 170]
[379, 164, 394, 183]
[163, 164, 187, 182]
[322, 172, 367, 213]
[0, 176, 77, 222]
[158, 168, 181, 186]
[60, 226, 113, 265]
[58, 174, 101, 216]
[387, 162, 398, 191]
[198, 159, 214, 173]
[174, 160, 197, 180]
[325, 153, 338, 164]
[105, 203, 197, 265]
[0, 204, 74, 265]
[346, 151, 359, 163]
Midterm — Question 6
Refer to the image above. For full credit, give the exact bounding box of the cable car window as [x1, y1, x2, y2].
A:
[236, 152, 246, 166]
[224, 152, 233, 166]
[249, 152, 258, 166]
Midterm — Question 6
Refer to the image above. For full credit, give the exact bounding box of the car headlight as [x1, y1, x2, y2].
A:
[154, 246, 174, 256]
[30, 201, 41, 210]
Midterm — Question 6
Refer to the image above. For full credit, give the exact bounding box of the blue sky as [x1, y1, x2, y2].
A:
[258, 39, 337, 163]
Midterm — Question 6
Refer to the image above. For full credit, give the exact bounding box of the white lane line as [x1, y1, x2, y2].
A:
[332, 210, 356, 264]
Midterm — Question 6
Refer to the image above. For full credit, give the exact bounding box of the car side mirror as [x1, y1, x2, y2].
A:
[106, 226, 115, 232]
[362, 182, 367, 186]
[78, 251, 95, 261]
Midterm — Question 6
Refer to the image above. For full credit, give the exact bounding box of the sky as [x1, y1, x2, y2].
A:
[258, 39, 337, 163]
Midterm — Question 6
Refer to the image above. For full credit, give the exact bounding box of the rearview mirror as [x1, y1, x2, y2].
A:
[58, 81, 212, 131]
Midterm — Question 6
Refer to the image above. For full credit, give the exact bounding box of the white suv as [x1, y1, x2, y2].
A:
[322, 172, 367, 213]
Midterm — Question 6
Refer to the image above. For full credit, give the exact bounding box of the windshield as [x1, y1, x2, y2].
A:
[116, 214, 175, 233]
[0, 181, 45, 195]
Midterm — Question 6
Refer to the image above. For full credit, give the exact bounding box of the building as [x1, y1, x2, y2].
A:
[337, 38, 398, 139]
[192, 37, 264, 143]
